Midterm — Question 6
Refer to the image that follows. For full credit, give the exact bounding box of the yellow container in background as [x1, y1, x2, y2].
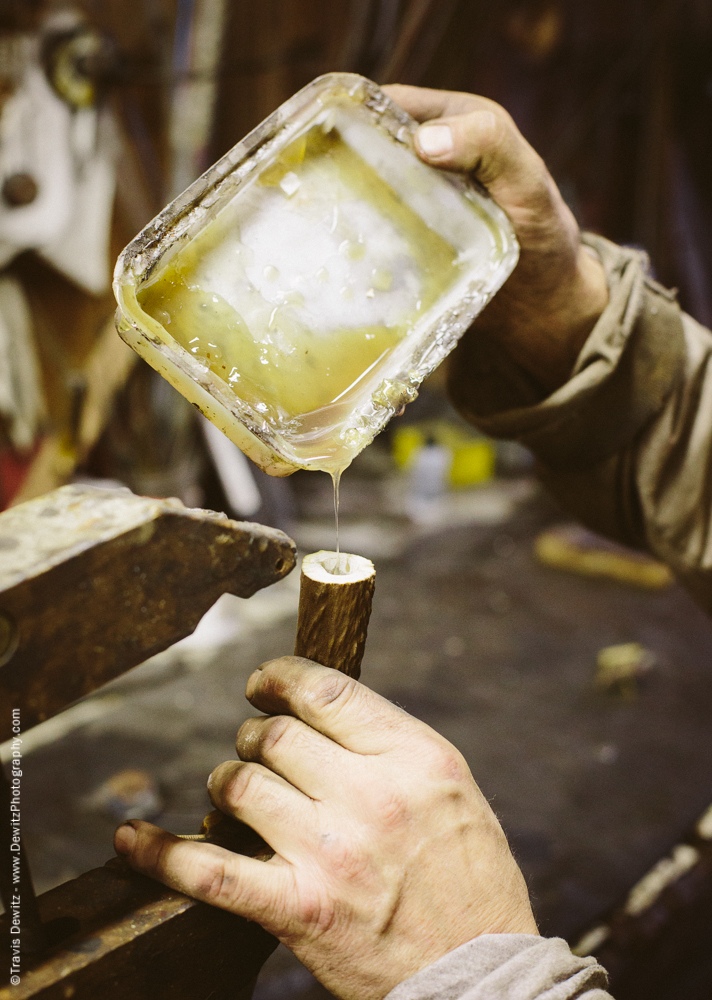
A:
[449, 439, 495, 487]
[392, 425, 426, 469]
[392, 421, 496, 487]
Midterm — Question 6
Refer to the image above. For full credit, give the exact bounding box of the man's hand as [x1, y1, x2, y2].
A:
[383, 85, 608, 392]
[115, 657, 536, 1000]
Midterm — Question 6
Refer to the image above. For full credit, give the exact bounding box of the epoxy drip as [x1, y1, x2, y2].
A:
[331, 468, 341, 559]
[319, 551, 353, 576]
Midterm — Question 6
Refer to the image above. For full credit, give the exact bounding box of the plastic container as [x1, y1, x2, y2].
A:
[113, 73, 518, 477]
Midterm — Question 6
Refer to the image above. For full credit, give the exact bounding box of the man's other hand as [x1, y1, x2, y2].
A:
[115, 657, 536, 1000]
[383, 85, 608, 392]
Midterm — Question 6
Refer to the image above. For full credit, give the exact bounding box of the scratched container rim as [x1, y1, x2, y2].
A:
[113, 72, 519, 476]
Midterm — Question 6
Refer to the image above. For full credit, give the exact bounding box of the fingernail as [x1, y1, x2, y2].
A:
[114, 821, 137, 854]
[417, 124, 453, 159]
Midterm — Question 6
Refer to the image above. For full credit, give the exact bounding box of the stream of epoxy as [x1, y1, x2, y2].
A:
[331, 469, 341, 558]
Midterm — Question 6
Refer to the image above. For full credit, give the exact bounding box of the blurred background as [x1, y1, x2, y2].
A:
[2, 1, 712, 998]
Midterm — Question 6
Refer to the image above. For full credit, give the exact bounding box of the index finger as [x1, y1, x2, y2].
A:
[246, 656, 422, 755]
[382, 84, 492, 123]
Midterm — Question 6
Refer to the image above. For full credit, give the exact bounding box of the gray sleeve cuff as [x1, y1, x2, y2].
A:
[447, 233, 685, 472]
[384, 935, 611, 1000]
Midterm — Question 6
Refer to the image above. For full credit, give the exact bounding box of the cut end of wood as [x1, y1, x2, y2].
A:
[301, 550, 375, 584]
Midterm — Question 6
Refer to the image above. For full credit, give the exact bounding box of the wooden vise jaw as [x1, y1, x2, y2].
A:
[0, 484, 296, 1000]
[0, 483, 296, 741]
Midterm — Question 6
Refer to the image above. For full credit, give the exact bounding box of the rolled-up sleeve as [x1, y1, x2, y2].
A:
[448, 232, 712, 614]
[384, 935, 611, 1000]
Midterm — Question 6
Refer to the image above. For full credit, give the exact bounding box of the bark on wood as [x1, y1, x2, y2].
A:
[294, 550, 375, 679]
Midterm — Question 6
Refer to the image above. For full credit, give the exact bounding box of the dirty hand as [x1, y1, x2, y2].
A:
[115, 657, 536, 1000]
[383, 84, 608, 391]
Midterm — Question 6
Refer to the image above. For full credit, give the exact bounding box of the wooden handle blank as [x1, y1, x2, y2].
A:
[294, 551, 376, 679]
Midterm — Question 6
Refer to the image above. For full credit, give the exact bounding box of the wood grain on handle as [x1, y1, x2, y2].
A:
[294, 551, 375, 679]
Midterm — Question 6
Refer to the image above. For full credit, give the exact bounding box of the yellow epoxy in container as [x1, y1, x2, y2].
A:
[114, 74, 519, 477]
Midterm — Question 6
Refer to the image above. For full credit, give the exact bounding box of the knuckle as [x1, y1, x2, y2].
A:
[371, 785, 409, 831]
[222, 763, 265, 808]
[283, 885, 338, 942]
[321, 833, 372, 884]
[237, 715, 294, 760]
[194, 858, 240, 908]
[307, 670, 357, 713]
[257, 714, 294, 755]
[430, 743, 470, 783]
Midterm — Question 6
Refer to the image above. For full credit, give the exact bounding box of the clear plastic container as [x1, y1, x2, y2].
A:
[113, 73, 518, 477]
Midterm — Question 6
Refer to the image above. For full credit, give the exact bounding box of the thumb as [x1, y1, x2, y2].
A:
[414, 109, 539, 192]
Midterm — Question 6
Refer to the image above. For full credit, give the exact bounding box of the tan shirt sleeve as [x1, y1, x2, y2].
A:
[384, 935, 611, 1000]
[448, 232, 712, 614]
